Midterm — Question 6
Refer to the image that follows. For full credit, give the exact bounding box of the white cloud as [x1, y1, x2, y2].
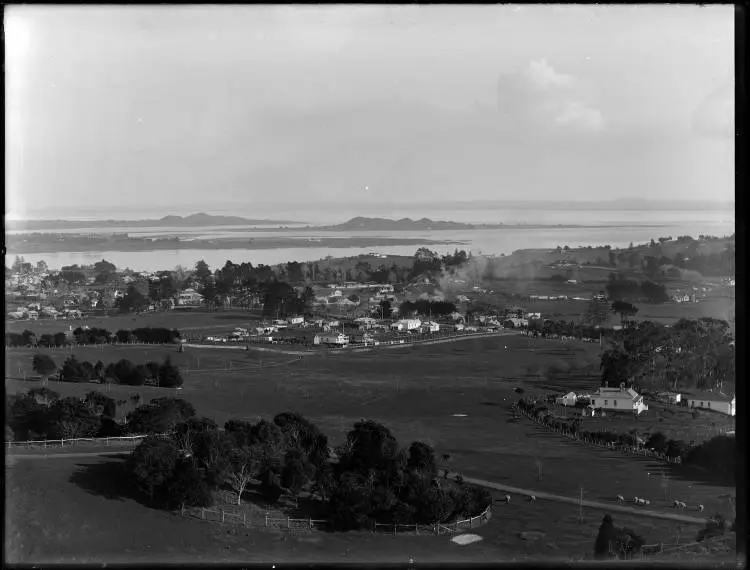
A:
[555, 101, 605, 132]
[497, 59, 604, 134]
[526, 58, 574, 90]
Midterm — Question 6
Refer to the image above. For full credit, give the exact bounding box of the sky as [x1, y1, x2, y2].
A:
[5, 5, 734, 219]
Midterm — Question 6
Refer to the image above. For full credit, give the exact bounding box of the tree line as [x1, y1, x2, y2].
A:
[6, 387, 125, 441]
[5, 327, 182, 348]
[599, 318, 734, 392]
[31, 353, 183, 388]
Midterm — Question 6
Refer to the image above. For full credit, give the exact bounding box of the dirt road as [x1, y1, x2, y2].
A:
[453, 473, 708, 526]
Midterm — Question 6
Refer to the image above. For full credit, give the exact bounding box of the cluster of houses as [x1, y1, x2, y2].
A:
[554, 384, 735, 417]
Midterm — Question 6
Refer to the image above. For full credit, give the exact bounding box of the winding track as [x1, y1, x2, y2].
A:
[6, 448, 707, 526]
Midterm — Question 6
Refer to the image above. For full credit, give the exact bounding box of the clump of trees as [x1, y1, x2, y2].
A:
[31, 354, 184, 388]
[605, 275, 669, 304]
[124, 412, 492, 531]
[594, 514, 646, 560]
[398, 299, 457, 318]
[683, 435, 735, 481]
[6, 388, 121, 441]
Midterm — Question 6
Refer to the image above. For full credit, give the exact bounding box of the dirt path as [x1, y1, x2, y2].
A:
[452, 473, 708, 526]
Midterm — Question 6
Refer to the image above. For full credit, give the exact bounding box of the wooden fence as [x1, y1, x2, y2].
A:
[180, 505, 330, 533]
[515, 407, 683, 465]
[6, 432, 168, 449]
[373, 505, 492, 536]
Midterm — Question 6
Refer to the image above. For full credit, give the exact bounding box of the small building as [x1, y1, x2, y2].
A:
[686, 393, 735, 416]
[656, 391, 682, 405]
[287, 316, 305, 325]
[314, 332, 349, 346]
[555, 391, 578, 407]
[589, 384, 648, 415]
[422, 321, 440, 333]
[391, 318, 421, 331]
[177, 289, 204, 306]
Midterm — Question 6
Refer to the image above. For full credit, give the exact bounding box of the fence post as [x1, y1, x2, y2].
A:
[265, 513, 268, 527]
[287, 516, 290, 529]
[221, 508, 225, 523]
[243, 512, 247, 527]
[201, 507, 205, 519]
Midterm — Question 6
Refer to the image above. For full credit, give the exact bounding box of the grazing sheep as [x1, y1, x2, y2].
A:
[616, 495, 625, 503]
[698, 504, 704, 512]
[504, 495, 511, 504]
[673, 500, 681, 508]
[528, 495, 536, 502]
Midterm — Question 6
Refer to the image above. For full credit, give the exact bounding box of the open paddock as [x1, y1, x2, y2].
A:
[4, 309, 265, 337]
[6, 453, 724, 564]
[6, 334, 735, 525]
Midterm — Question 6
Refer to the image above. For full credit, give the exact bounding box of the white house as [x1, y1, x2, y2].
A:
[524, 312, 541, 320]
[177, 289, 204, 306]
[287, 316, 305, 325]
[589, 384, 649, 415]
[314, 332, 349, 346]
[391, 318, 421, 331]
[422, 321, 440, 333]
[555, 392, 578, 407]
[686, 393, 735, 416]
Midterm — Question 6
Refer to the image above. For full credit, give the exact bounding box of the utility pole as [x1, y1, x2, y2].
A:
[578, 487, 584, 524]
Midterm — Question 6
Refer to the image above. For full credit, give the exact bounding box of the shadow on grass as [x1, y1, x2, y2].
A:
[68, 455, 155, 509]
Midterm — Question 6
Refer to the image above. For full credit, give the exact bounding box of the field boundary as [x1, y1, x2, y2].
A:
[179, 505, 331, 533]
[373, 505, 492, 535]
[513, 405, 683, 465]
[5, 432, 168, 450]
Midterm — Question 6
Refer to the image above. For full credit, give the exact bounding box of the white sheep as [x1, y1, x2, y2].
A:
[616, 495, 625, 503]
[504, 494, 511, 504]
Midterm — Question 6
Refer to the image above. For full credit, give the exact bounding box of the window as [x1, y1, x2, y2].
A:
[614, 400, 617, 407]
[604, 400, 608, 406]
[708, 402, 711, 408]
[700, 402, 704, 407]
[592, 400, 595, 406]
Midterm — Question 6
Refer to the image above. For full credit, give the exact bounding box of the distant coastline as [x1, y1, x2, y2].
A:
[5, 212, 303, 232]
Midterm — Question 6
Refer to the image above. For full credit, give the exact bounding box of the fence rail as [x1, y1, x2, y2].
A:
[180, 505, 330, 532]
[6, 432, 168, 449]
[514, 407, 683, 465]
[373, 505, 492, 536]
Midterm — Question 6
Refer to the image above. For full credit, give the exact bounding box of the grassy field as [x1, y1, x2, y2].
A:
[4, 309, 265, 337]
[6, 453, 714, 564]
[6, 336, 736, 513]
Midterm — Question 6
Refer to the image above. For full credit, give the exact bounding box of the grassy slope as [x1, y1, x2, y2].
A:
[6, 336, 735, 515]
[5, 454, 700, 564]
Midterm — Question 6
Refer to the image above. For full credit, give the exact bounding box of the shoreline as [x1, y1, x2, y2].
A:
[5, 236, 469, 255]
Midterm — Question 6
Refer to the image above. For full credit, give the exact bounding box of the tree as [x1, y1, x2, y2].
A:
[60, 356, 95, 383]
[117, 285, 149, 313]
[227, 446, 260, 505]
[646, 432, 668, 453]
[594, 514, 617, 559]
[47, 397, 100, 439]
[127, 436, 181, 503]
[127, 398, 196, 434]
[32, 354, 57, 384]
[83, 391, 117, 418]
[157, 358, 184, 388]
[194, 260, 212, 284]
[611, 300, 639, 324]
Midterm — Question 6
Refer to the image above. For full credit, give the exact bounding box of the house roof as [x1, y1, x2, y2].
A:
[685, 391, 735, 402]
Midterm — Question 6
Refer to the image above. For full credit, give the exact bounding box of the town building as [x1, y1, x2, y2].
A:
[686, 393, 735, 416]
[589, 384, 648, 415]
[555, 392, 578, 407]
[313, 332, 349, 346]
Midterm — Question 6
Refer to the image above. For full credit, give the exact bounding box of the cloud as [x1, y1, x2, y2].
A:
[692, 78, 733, 139]
[497, 59, 604, 133]
[555, 101, 605, 132]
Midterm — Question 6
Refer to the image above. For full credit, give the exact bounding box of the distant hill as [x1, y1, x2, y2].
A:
[312, 217, 500, 231]
[6, 213, 302, 231]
